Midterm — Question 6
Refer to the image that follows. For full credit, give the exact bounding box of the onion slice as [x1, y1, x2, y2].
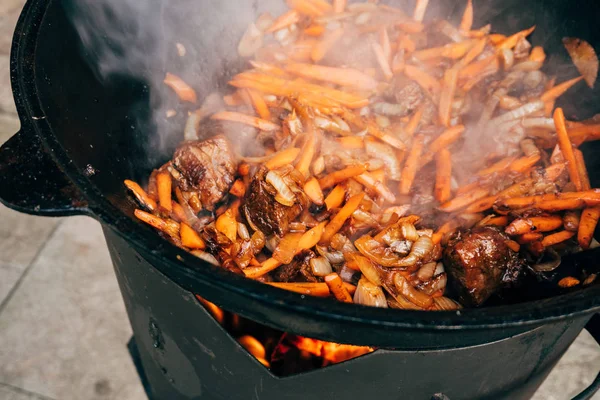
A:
[563, 37, 599, 88]
[354, 278, 388, 308]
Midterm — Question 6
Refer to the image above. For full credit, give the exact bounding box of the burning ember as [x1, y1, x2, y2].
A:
[196, 295, 374, 375]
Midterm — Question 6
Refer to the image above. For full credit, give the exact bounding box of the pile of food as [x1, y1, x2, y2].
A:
[126, 0, 600, 310]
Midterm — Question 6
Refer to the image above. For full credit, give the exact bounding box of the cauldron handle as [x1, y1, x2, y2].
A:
[0, 127, 91, 217]
[572, 314, 600, 400]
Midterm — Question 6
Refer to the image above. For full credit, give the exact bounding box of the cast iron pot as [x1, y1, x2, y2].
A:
[1, 0, 600, 398]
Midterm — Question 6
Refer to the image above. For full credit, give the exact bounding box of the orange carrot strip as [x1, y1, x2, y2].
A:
[266, 9, 301, 33]
[284, 63, 379, 90]
[404, 65, 441, 95]
[312, 27, 344, 62]
[432, 220, 459, 244]
[244, 258, 283, 279]
[266, 282, 356, 297]
[510, 154, 541, 173]
[156, 171, 173, 213]
[304, 24, 326, 37]
[305, 177, 325, 205]
[319, 165, 367, 189]
[287, 0, 324, 17]
[505, 240, 521, 253]
[540, 76, 584, 103]
[530, 46, 546, 63]
[134, 209, 179, 236]
[366, 123, 406, 150]
[249, 61, 290, 77]
[413, 0, 429, 22]
[497, 26, 536, 50]
[496, 190, 600, 210]
[517, 232, 544, 244]
[337, 136, 365, 149]
[460, 38, 487, 66]
[558, 277, 580, 288]
[489, 34, 507, 44]
[542, 230, 576, 247]
[420, 125, 467, 165]
[405, 105, 425, 137]
[439, 187, 490, 213]
[356, 173, 396, 204]
[247, 89, 271, 120]
[554, 107, 583, 190]
[477, 156, 517, 177]
[180, 223, 206, 250]
[216, 209, 237, 243]
[308, 0, 333, 13]
[439, 66, 459, 127]
[325, 185, 346, 210]
[229, 180, 246, 198]
[124, 180, 157, 212]
[574, 149, 591, 190]
[480, 216, 509, 227]
[325, 273, 354, 303]
[414, 41, 475, 61]
[459, 54, 497, 79]
[435, 149, 452, 203]
[164, 72, 197, 103]
[459, 0, 473, 32]
[578, 208, 600, 249]
[397, 21, 425, 34]
[320, 193, 366, 244]
[295, 133, 317, 178]
[505, 215, 564, 236]
[465, 195, 497, 213]
[265, 148, 302, 170]
[212, 111, 279, 131]
[298, 221, 328, 250]
[333, 0, 347, 13]
[399, 135, 425, 195]
[535, 198, 586, 212]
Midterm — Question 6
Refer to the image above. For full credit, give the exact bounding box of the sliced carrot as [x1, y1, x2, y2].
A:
[489, 34, 507, 44]
[171, 201, 188, 223]
[295, 133, 317, 178]
[505, 215, 564, 236]
[244, 258, 283, 279]
[517, 232, 544, 244]
[397, 20, 425, 34]
[164, 72, 197, 103]
[247, 89, 271, 120]
[320, 193, 365, 244]
[460, 38, 487, 67]
[540, 76, 584, 103]
[124, 180, 157, 212]
[404, 65, 441, 95]
[287, 0, 324, 17]
[505, 240, 521, 253]
[477, 156, 516, 177]
[307, 0, 333, 13]
[497, 26, 536, 50]
[267, 9, 301, 33]
[509, 154, 541, 173]
[319, 165, 367, 189]
[535, 198, 586, 212]
[578, 208, 600, 249]
[265, 148, 302, 170]
[356, 173, 396, 204]
[459, 0, 473, 32]
[304, 177, 325, 205]
[414, 41, 475, 61]
[337, 136, 365, 149]
[554, 107, 583, 190]
[439, 66, 459, 126]
[435, 149, 452, 203]
[324, 185, 346, 210]
[212, 111, 279, 131]
[284, 63, 378, 90]
[333, 0, 347, 13]
[405, 104, 425, 137]
[216, 209, 237, 243]
[325, 273, 354, 303]
[134, 209, 179, 237]
[399, 135, 425, 195]
[465, 195, 497, 213]
[432, 220, 459, 244]
[156, 171, 173, 213]
[413, 0, 429, 22]
[542, 230, 576, 247]
[496, 190, 600, 210]
[558, 277, 580, 288]
[304, 24, 326, 37]
[266, 282, 356, 297]
[530, 46, 546, 63]
[480, 215, 509, 227]
[366, 123, 406, 150]
[439, 187, 490, 213]
[229, 180, 246, 198]
[574, 149, 591, 190]
[459, 54, 497, 79]
[312, 27, 344, 62]
[180, 223, 206, 250]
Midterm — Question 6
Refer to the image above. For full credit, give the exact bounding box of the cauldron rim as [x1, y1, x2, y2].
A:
[5, 0, 600, 341]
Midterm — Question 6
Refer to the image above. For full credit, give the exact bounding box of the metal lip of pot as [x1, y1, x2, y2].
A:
[2, 0, 600, 348]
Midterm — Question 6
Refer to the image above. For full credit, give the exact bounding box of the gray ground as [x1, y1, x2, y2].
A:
[0, 0, 598, 399]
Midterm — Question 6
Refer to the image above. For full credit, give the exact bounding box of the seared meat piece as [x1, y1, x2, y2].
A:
[443, 227, 525, 306]
[273, 252, 319, 283]
[243, 167, 306, 237]
[172, 135, 237, 211]
[382, 75, 424, 115]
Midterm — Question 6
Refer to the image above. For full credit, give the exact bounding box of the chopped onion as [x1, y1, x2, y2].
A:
[353, 209, 379, 226]
[420, 273, 448, 295]
[417, 229, 434, 238]
[332, 116, 350, 132]
[387, 294, 423, 310]
[533, 248, 562, 272]
[312, 156, 325, 176]
[397, 236, 434, 267]
[389, 240, 412, 256]
[255, 12, 275, 32]
[310, 257, 333, 277]
[238, 23, 263, 57]
[366, 158, 385, 171]
[591, 239, 600, 249]
[184, 111, 201, 140]
[237, 223, 250, 241]
[191, 251, 220, 266]
[375, 114, 391, 128]
[354, 12, 372, 25]
[434, 262, 445, 276]
[354, 278, 388, 308]
[316, 245, 345, 264]
[266, 235, 280, 253]
[499, 48, 515, 70]
[372, 102, 409, 117]
[433, 297, 462, 311]
[365, 141, 402, 181]
[348, 253, 382, 286]
[273, 233, 303, 264]
[513, 60, 543, 72]
[393, 274, 434, 309]
[266, 170, 296, 207]
[417, 262, 438, 281]
[289, 222, 307, 233]
[339, 265, 359, 283]
[491, 100, 545, 125]
[176, 42, 187, 57]
[401, 223, 419, 242]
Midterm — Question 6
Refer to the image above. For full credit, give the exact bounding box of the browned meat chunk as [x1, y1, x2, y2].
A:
[381, 75, 424, 116]
[273, 251, 319, 283]
[443, 227, 525, 306]
[243, 167, 306, 237]
[172, 135, 237, 211]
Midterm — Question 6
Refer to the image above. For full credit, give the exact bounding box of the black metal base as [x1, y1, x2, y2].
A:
[128, 337, 155, 400]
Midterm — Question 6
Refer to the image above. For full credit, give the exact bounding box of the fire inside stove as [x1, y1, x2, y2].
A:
[196, 295, 374, 376]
